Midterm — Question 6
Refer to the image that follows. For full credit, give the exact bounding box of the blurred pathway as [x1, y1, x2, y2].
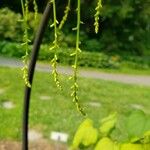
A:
[0, 56, 150, 86]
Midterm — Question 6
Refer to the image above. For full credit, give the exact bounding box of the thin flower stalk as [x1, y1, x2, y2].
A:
[21, 0, 31, 87]
[70, 0, 86, 116]
[50, 0, 62, 90]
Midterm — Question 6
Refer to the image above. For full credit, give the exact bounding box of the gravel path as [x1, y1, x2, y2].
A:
[0, 140, 67, 150]
[0, 56, 150, 86]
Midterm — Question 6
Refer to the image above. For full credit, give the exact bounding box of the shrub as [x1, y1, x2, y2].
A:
[0, 7, 43, 43]
[0, 42, 26, 57]
[0, 42, 120, 69]
[83, 39, 102, 52]
[1, 41, 150, 70]
[39, 46, 120, 69]
[0, 8, 23, 42]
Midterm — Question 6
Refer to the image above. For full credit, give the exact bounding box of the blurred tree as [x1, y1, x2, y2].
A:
[0, 0, 149, 55]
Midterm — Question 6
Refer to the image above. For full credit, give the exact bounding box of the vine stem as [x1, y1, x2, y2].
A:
[21, 0, 25, 16]
[75, 0, 80, 73]
[33, 0, 38, 20]
[50, 0, 62, 89]
[21, 0, 31, 88]
[53, 0, 58, 46]
[73, 0, 80, 82]
[71, 0, 86, 116]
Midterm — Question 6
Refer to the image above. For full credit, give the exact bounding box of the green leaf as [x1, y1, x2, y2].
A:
[126, 110, 146, 142]
[99, 112, 117, 136]
[72, 119, 98, 149]
[94, 137, 120, 150]
[110, 115, 130, 143]
[141, 131, 150, 144]
[144, 116, 150, 132]
[143, 143, 150, 150]
[121, 143, 143, 150]
[140, 116, 150, 144]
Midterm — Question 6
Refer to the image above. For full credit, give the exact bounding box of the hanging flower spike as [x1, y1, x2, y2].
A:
[21, 0, 31, 88]
[49, 0, 62, 90]
[94, 0, 102, 34]
[59, 0, 71, 30]
[70, 80, 86, 116]
[22, 61, 31, 88]
[51, 54, 62, 90]
[70, 0, 86, 116]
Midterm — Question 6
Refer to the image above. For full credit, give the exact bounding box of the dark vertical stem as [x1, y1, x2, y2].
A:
[22, 3, 51, 150]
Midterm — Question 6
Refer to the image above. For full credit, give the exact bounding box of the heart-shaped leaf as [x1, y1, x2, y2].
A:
[72, 119, 98, 149]
[126, 110, 146, 141]
[121, 143, 143, 150]
[99, 112, 117, 136]
[95, 137, 120, 150]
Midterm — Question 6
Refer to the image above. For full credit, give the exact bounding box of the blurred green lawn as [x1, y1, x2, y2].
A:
[0, 67, 150, 143]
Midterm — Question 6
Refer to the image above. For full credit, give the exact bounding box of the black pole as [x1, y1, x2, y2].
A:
[22, 3, 51, 150]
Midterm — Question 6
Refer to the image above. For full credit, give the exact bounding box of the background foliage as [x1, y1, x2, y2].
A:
[0, 0, 150, 56]
[1, 41, 150, 70]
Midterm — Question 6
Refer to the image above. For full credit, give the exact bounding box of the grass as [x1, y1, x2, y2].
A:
[83, 66, 150, 75]
[0, 67, 150, 144]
